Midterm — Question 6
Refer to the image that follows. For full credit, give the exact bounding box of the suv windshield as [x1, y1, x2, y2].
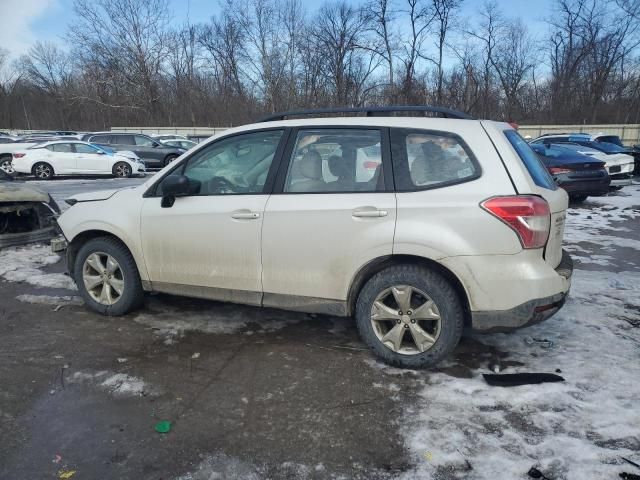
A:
[504, 130, 556, 190]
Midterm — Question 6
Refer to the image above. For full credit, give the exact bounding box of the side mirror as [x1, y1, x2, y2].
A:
[161, 175, 192, 208]
[97, 150, 105, 155]
[153, 142, 161, 148]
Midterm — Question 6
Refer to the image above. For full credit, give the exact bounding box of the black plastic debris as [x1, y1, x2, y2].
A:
[620, 473, 640, 480]
[528, 466, 553, 479]
[483, 373, 565, 387]
[622, 457, 640, 470]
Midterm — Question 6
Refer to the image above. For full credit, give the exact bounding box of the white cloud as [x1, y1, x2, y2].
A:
[0, 0, 58, 58]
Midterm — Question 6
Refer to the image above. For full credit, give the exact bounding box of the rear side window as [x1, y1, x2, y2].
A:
[391, 129, 479, 191]
[90, 135, 111, 144]
[504, 130, 556, 190]
[113, 135, 135, 145]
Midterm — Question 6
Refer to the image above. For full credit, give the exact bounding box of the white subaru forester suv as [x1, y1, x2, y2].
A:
[54, 106, 573, 368]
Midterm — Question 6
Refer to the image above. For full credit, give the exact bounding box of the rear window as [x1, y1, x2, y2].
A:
[504, 130, 557, 190]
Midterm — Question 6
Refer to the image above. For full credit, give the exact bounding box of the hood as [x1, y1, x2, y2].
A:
[69, 188, 122, 203]
[0, 182, 50, 202]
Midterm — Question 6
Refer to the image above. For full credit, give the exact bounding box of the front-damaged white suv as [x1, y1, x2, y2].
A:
[54, 106, 573, 368]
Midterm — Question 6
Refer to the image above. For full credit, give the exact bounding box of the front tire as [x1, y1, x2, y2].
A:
[355, 265, 464, 369]
[164, 154, 178, 167]
[33, 162, 54, 179]
[113, 161, 132, 178]
[570, 194, 588, 203]
[73, 236, 144, 316]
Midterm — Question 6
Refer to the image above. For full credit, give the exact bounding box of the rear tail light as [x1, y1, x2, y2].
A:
[13, 153, 26, 158]
[548, 167, 572, 174]
[481, 196, 550, 249]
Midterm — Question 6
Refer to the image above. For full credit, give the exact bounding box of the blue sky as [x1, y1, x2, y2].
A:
[1, 0, 554, 60]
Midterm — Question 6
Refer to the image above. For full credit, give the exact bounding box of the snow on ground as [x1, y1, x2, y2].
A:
[134, 299, 304, 344]
[564, 185, 640, 264]
[391, 186, 640, 479]
[69, 370, 160, 397]
[0, 244, 75, 290]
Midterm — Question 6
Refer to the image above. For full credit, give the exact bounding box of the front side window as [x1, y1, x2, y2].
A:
[73, 143, 99, 154]
[157, 130, 283, 196]
[392, 129, 479, 191]
[284, 129, 383, 193]
[134, 135, 155, 147]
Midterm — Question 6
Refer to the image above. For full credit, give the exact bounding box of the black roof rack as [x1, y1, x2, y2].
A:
[258, 105, 473, 122]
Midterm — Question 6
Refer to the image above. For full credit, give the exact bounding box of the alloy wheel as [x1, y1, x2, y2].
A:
[370, 285, 441, 355]
[115, 163, 132, 177]
[82, 252, 124, 306]
[0, 159, 13, 174]
[35, 164, 52, 179]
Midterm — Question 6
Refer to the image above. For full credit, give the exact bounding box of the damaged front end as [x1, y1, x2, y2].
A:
[0, 179, 60, 248]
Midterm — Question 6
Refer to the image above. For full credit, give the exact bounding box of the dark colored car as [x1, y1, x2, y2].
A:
[531, 143, 610, 202]
[81, 132, 185, 168]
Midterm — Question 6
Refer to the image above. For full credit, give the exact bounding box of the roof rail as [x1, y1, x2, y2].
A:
[258, 105, 473, 122]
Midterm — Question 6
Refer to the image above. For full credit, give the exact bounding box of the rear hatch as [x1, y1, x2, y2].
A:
[481, 122, 568, 268]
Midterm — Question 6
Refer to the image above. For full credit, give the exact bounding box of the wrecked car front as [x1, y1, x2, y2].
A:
[0, 174, 60, 248]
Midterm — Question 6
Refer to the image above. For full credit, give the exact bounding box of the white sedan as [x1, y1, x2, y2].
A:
[11, 140, 146, 179]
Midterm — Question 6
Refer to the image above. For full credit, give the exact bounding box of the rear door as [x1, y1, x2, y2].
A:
[47, 143, 77, 173]
[261, 127, 396, 308]
[483, 123, 568, 268]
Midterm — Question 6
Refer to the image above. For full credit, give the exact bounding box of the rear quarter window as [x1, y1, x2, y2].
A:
[504, 130, 557, 190]
[391, 129, 480, 191]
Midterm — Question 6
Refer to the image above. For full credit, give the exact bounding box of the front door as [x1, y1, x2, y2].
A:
[261, 128, 396, 308]
[140, 129, 286, 303]
[73, 143, 110, 173]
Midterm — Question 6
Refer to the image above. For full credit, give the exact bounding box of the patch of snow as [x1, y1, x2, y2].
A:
[176, 453, 260, 480]
[134, 299, 302, 344]
[564, 186, 640, 253]
[392, 268, 640, 479]
[69, 370, 160, 397]
[16, 294, 82, 305]
[0, 244, 76, 290]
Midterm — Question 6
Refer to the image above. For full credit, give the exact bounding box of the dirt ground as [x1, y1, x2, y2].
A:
[1, 179, 639, 480]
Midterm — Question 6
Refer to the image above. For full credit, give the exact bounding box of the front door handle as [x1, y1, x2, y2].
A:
[231, 210, 261, 220]
[352, 207, 388, 218]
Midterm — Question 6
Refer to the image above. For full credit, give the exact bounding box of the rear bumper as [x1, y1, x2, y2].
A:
[470, 250, 573, 332]
[557, 177, 610, 196]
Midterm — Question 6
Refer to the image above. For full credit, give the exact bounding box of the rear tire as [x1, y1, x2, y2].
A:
[570, 194, 588, 203]
[112, 161, 132, 178]
[164, 154, 178, 167]
[32, 162, 54, 179]
[355, 264, 464, 369]
[73, 236, 144, 316]
[0, 156, 13, 174]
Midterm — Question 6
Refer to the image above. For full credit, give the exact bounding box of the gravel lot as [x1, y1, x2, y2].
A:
[0, 178, 639, 480]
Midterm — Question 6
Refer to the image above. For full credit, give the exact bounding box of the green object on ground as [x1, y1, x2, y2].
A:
[155, 420, 172, 433]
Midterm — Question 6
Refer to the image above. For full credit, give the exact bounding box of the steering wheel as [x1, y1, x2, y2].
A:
[205, 176, 237, 194]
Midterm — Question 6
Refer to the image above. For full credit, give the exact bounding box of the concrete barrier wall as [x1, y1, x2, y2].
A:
[110, 126, 229, 137]
[4, 124, 640, 145]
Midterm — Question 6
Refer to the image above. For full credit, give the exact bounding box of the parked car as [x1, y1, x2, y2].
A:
[81, 132, 186, 168]
[154, 134, 189, 142]
[531, 134, 634, 188]
[0, 135, 19, 144]
[54, 106, 573, 369]
[531, 143, 609, 202]
[160, 139, 197, 150]
[0, 168, 60, 247]
[187, 134, 212, 144]
[11, 140, 145, 179]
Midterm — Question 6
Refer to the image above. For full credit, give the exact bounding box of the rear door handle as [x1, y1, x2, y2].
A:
[231, 210, 261, 220]
[352, 207, 388, 218]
